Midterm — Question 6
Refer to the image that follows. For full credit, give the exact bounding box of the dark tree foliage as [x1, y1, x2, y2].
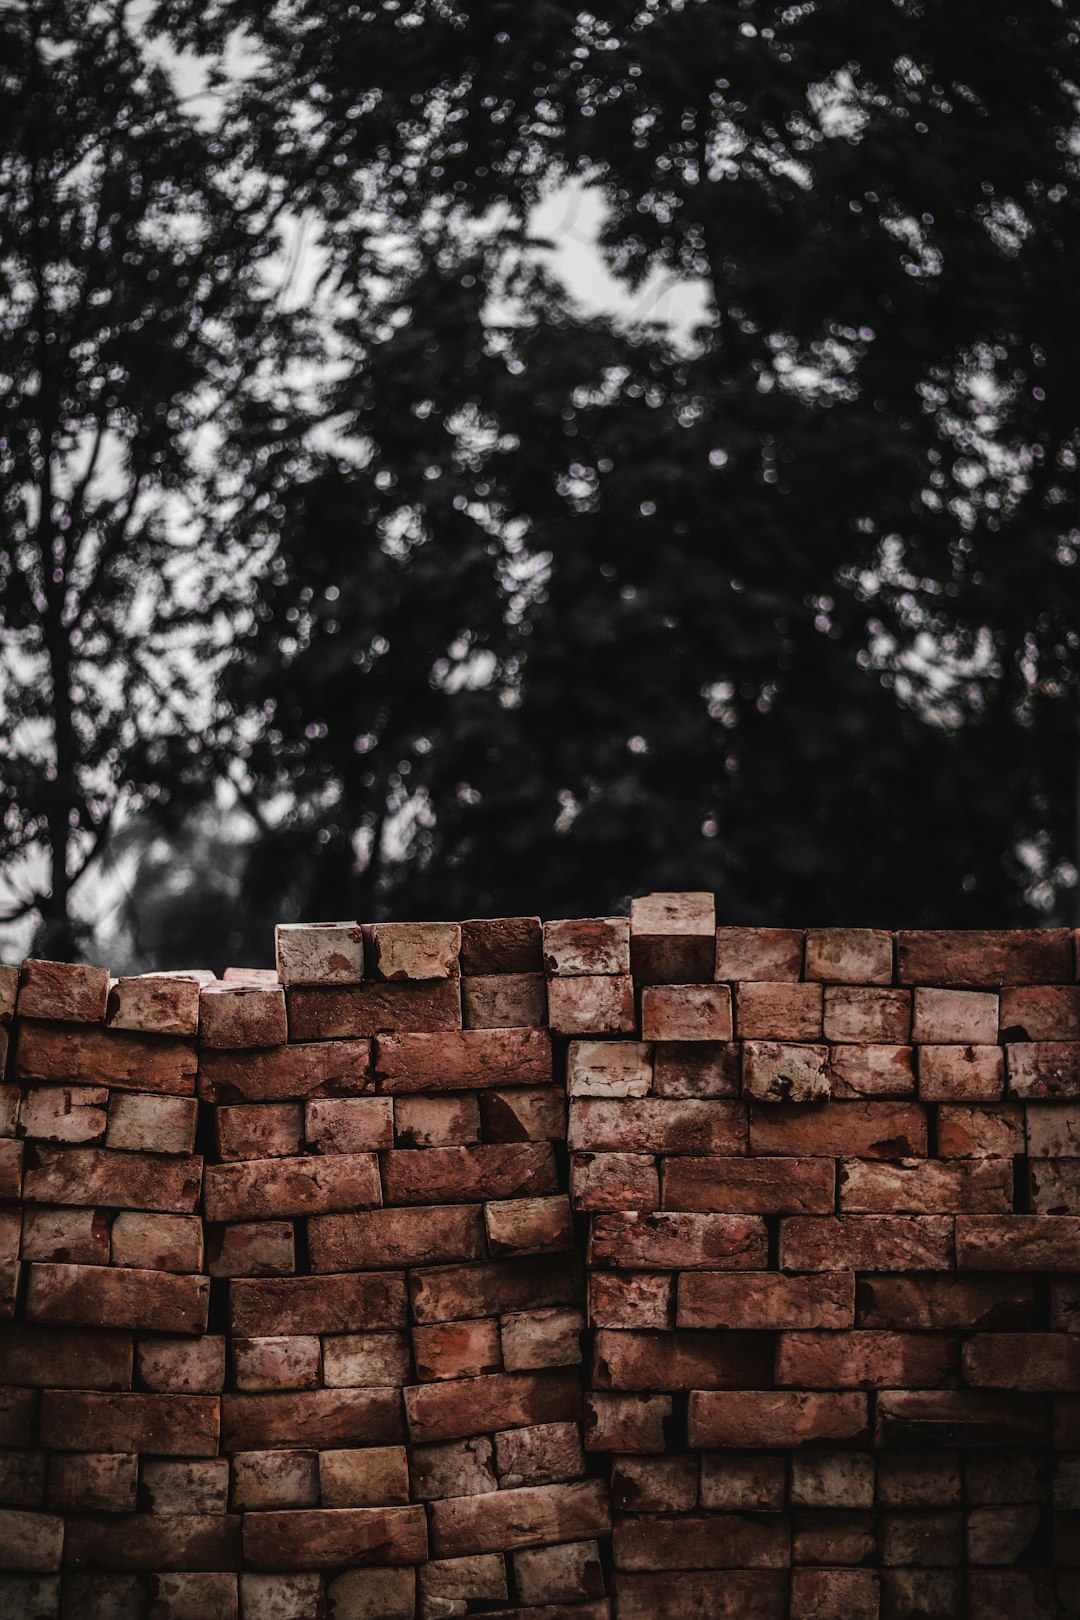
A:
[156, 0, 1079, 930]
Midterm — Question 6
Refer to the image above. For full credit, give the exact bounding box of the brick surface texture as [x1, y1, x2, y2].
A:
[1, 904, 1079, 1617]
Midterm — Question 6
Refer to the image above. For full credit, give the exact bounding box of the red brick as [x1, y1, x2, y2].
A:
[0, 1388, 36, 1447]
[0, 1139, 22, 1199]
[513, 1539, 604, 1605]
[215, 1104, 304, 1160]
[547, 973, 636, 1035]
[829, 1045, 915, 1098]
[543, 917, 630, 976]
[641, 985, 732, 1043]
[938, 1102, 1024, 1156]
[631, 892, 716, 985]
[571, 1152, 659, 1212]
[207, 1222, 295, 1278]
[1000, 984, 1080, 1041]
[15, 1022, 196, 1093]
[1007, 1042, 1080, 1098]
[493, 1419, 582, 1490]
[918, 1046, 1004, 1101]
[855, 1274, 1033, 1331]
[318, 1447, 409, 1507]
[912, 987, 998, 1044]
[17, 960, 109, 1024]
[20, 1207, 110, 1266]
[460, 917, 542, 974]
[700, 1453, 786, 1511]
[244, 1505, 426, 1569]
[199, 984, 287, 1049]
[590, 1211, 767, 1270]
[463, 974, 547, 1029]
[147, 1572, 238, 1618]
[790, 1452, 875, 1508]
[274, 922, 364, 986]
[750, 1100, 926, 1157]
[410, 1253, 583, 1325]
[17, 1085, 108, 1144]
[62, 1512, 241, 1571]
[403, 1368, 579, 1444]
[371, 922, 460, 981]
[375, 1028, 550, 1091]
[233, 1336, 321, 1392]
[688, 1391, 869, 1448]
[0, 1080, 17, 1133]
[27, 1264, 207, 1335]
[236, 1573, 324, 1620]
[22, 1146, 202, 1212]
[652, 1042, 740, 1098]
[874, 1390, 1048, 1448]
[824, 987, 910, 1044]
[0, 1508, 64, 1572]
[110, 1212, 203, 1272]
[485, 1195, 573, 1256]
[614, 1511, 788, 1570]
[479, 1086, 566, 1142]
[1, 1326, 132, 1389]
[567, 1041, 652, 1099]
[382, 1143, 556, 1203]
[140, 1458, 230, 1515]
[588, 1272, 674, 1329]
[662, 1156, 834, 1213]
[431, 1479, 609, 1560]
[40, 1392, 218, 1454]
[777, 1329, 957, 1388]
[409, 1437, 497, 1500]
[612, 1455, 698, 1512]
[569, 1099, 746, 1155]
[617, 1570, 787, 1619]
[792, 1568, 879, 1619]
[105, 1094, 197, 1156]
[303, 1096, 393, 1151]
[876, 1451, 961, 1506]
[286, 978, 461, 1040]
[0, 1451, 45, 1509]
[309, 1205, 485, 1271]
[105, 975, 202, 1037]
[393, 1093, 480, 1146]
[804, 927, 893, 985]
[968, 1570, 1056, 1620]
[204, 1153, 380, 1221]
[881, 1571, 962, 1618]
[500, 1308, 583, 1372]
[736, 982, 823, 1039]
[838, 1156, 1012, 1213]
[412, 1319, 500, 1382]
[47, 1453, 137, 1513]
[956, 1215, 1080, 1270]
[222, 967, 278, 984]
[230, 1272, 407, 1335]
[1029, 1157, 1080, 1212]
[594, 1328, 771, 1391]
[222, 1388, 402, 1451]
[1026, 1101, 1080, 1156]
[715, 928, 804, 983]
[794, 1509, 877, 1561]
[963, 1332, 1080, 1391]
[137, 1336, 225, 1394]
[742, 1043, 830, 1103]
[199, 1041, 372, 1103]
[782, 1216, 953, 1272]
[677, 1272, 854, 1330]
[322, 1332, 411, 1387]
[898, 929, 1073, 985]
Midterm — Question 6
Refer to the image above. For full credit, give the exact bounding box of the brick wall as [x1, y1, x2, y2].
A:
[1, 900, 1078, 1619]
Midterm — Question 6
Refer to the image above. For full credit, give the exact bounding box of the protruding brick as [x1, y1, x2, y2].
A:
[17, 961, 109, 1025]
[322, 1332, 411, 1388]
[371, 922, 460, 982]
[238, 1574, 324, 1620]
[233, 1336, 321, 1392]
[242, 1506, 427, 1570]
[791, 1452, 875, 1509]
[460, 917, 542, 974]
[110, 1212, 203, 1272]
[325, 1569, 414, 1619]
[823, 988, 910, 1043]
[688, 1391, 868, 1449]
[478, 1086, 565, 1142]
[199, 1041, 371, 1104]
[547, 973, 636, 1035]
[409, 1253, 582, 1325]
[403, 1369, 579, 1445]
[514, 1539, 604, 1605]
[492, 1420, 585, 1494]
[588, 1271, 674, 1330]
[543, 917, 629, 976]
[105, 1094, 197, 1156]
[411, 1319, 500, 1383]
[22, 1146, 202, 1213]
[375, 1028, 551, 1091]
[462, 974, 546, 1029]
[567, 1041, 652, 1098]
[105, 975, 201, 1037]
[652, 1042, 740, 1097]
[805, 928, 893, 985]
[1026, 1101, 1080, 1156]
[393, 1093, 480, 1146]
[15, 1023, 196, 1093]
[230, 1451, 319, 1511]
[938, 1102, 1024, 1156]
[203, 1153, 380, 1221]
[699, 1452, 785, 1511]
[1007, 1042, 1080, 1098]
[27, 1263, 208, 1334]
[641, 984, 733, 1042]
[590, 1211, 767, 1270]
[829, 1044, 914, 1098]
[569, 1098, 746, 1156]
[715, 928, 803, 983]
[229, 1272, 407, 1336]
[500, 1308, 583, 1372]
[678, 1271, 854, 1330]
[409, 1438, 497, 1501]
[315, 1447, 410, 1508]
[918, 1045, 1004, 1100]
[781, 1215, 953, 1272]
[750, 1100, 926, 1157]
[381, 1143, 556, 1203]
[631, 892, 716, 984]
[484, 1196, 573, 1256]
[310, 1206, 485, 1272]
[838, 1156, 1012, 1213]
[429, 1480, 611, 1559]
[17, 1086, 107, 1144]
[897, 929, 1072, 985]
[571, 1152, 659, 1212]
[742, 1044, 830, 1104]
[141, 1458, 230, 1514]
[913, 987, 998, 1044]
[1000, 984, 1080, 1041]
[274, 922, 364, 986]
[735, 982, 822, 1040]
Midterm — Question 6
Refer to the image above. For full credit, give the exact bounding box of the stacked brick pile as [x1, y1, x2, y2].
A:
[1, 901, 1079, 1619]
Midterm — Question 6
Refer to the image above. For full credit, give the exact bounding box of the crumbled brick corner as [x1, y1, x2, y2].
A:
[1, 906, 1079, 1619]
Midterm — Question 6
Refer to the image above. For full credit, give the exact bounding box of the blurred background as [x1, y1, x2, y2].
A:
[2, 0, 1079, 974]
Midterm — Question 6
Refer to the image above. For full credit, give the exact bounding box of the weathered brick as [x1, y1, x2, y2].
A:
[699, 1453, 786, 1511]
[500, 1307, 583, 1372]
[484, 1196, 573, 1256]
[203, 1153, 380, 1221]
[222, 967, 278, 984]
[897, 929, 1072, 985]
[0, 1140, 21, 1199]
[429, 1480, 611, 1559]
[460, 917, 542, 974]
[0, 1082, 18, 1135]
[222, 1388, 402, 1452]
[875, 1390, 1048, 1448]
[824, 987, 911, 1044]
[1000, 984, 1080, 1041]
[207, 1221, 295, 1278]
[514, 1539, 605, 1605]
[614, 1455, 698, 1512]
[0, 1388, 36, 1447]
[855, 1274, 1033, 1331]
[199, 1041, 371, 1103]
[371, 922, 460, 982]
[303, 1097, 393, 1152]
[231, 1451, 319, 1511]
[493, 1419, 586, 1489]
[403, 1368, 579, 1444]
[588, 1271, 674, 1329]
[137, 1336, 225, 1394]
[274, 922, 364, 986]
[318, 1446, 409, 1508]
[571, 1152, 659, 1212]
[777, 1329, 957, 1388]
[26, 1263, 208, 1335]
[781, 1216, 953, 1272]
[199, 984, 287, 1049]
[20, 1206, 110, 1266]
[547, 973, 636, 1035]
[791, 1568, 880, 1620]
[912, 987, 998, 1044]
[616, 1570, 788, 1619]
[629, 892, 715, 987]
[40, 1392, 218, 1455]
[409, 1437, 497, 1501]
[829, 1044, 915, 1098]
[641, 985, 732, 1043]
[938, 1102, 1024, 1156]
[242, 1506, 427, 1570]
[1007, 1042, 1080, 1098]
[233, 1336, 321, 1392]
[791, 1452, 875, 1509]
[23, 1146, 202, 1212]
[652, 1042, 740, 1098]
[795, 1511, 875, 1568]
[462, 974, 547, 1029]
[0, 1509, 64, 1572]
[956, 1215, 1080, 1270]
[877, 1450, 962, 1506]
[105, 974, 203, 1037]
[375, 1028, 550, 1091]
[750, 1100, 926, 1157]
[410, 1253, 582, 1325]
[310, 1205, 485, 1271]
[569, 1098, 746, 1155]
[687, 1391, 868, 1448]
[141, 1458, 230, 1515]
[804, 927, 893, 985]
[662, 1156, 834, 1213]
[322, 1331, 411, 1387]
[418, 1550, 507, 1606]
[594, 1328, 771, 1390]
[18, 960, 109, 1024]
[215, 1104, 304, 1160]
[742, 1043, 830, 1103]
[567, 1041, 652, 1098]
[17, 1086, 108, 1144]
[382, 1143, 556, 1203]
[615, 1511, 788, 1571]
[1030, 1157, 1080, 1212]
[411, 1318, 500, 1382]
[237, 1574, 324, 1620]
[393, 1093, 480, 1146]
[918, 1045, 1004, 1101]
[146, 1571, 238, 1618]
[735, 981, 823, 1040]
[963, 1333, 1080, 1391]
[287, 979, 461, 1040]
[105, 1094, 197, 1156]
[677, 1271, 854, 1330]
[1, 1326, 132, 1389]
[0, 1450, 46, 1509]
[1026, 1101, 1080, 1156]
[230, 1272, 407, 1336]
[15, 1022, 196, 1093]
[478, 1086, 565, 1142]
[715, 927, 803, 983]
[325, 1568, 414, 1618]
[62, 1512, 241, 1571]
[47, 1453, 137, 1513]
[838, 1156, 1012, 1213]
[589, 1211, 767, 1270]
[110, 1212, 203, 1272]
[880, 1569, 963, 1619]
[543, 917, 630, 976]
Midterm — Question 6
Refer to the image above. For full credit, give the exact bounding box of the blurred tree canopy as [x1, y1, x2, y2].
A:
[3, 0, 1080, 964]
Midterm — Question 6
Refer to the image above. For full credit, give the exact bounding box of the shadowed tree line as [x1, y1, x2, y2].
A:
[2, 0, 1079, 968]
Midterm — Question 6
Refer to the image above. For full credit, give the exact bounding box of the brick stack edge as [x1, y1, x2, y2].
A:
[1, 904, 1079, 1619]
